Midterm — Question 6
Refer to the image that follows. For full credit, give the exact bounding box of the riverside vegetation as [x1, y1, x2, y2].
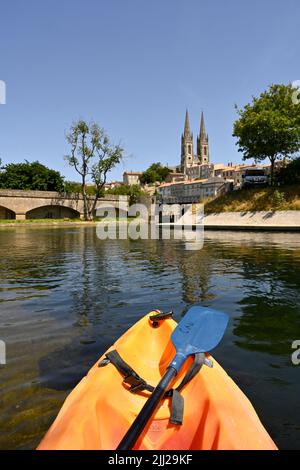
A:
[205, 185, 300, 214]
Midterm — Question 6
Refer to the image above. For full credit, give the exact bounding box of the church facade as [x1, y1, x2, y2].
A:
[180, 110, 213, 180]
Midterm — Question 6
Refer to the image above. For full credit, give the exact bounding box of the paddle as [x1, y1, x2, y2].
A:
[117, 306, 229, 450]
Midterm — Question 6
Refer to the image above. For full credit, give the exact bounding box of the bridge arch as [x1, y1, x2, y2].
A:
[0, 204, 16, 219]
[26, 205, 80, 220]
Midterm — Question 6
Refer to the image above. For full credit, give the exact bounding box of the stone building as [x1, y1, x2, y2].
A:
[158, 177, 231, 204]
[123, 171, 143, 186]
[186, 163, 214, 180]
[165, 172, 186, 183]
[214, 163, 263, 189]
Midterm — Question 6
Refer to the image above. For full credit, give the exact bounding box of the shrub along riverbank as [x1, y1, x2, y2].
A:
[0, 217, 137, 226]
[0, 218, 86, 226]
[204, 185, 300, 214]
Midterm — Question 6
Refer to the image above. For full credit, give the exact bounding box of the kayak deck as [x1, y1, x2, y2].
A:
[38, 312, 277, 450]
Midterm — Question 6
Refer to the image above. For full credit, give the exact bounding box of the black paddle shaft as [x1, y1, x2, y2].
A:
[117, 366, 177, 450]
[117, 307, 229, 450]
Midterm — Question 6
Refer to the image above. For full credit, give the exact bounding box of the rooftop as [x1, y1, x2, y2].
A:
[159, 177, 227, 188]
[123, 171, 143, 175]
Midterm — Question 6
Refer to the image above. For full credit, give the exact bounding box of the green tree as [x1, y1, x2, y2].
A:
[64, 180, 97, 195]
[276, 157, 300, 185]
[139, 162, 170, 185]
[65, 120, 123, 220]
[0, 160, 65, 191]
[64, 180, 82, 194]
[106, 184, 145, 205]
[233, 84, 300, 184]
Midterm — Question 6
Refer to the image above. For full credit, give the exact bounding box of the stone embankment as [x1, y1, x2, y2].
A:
[203, 211, 300, 231]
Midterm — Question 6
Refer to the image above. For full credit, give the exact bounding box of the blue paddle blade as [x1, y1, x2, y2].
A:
[170, 306, 229, 371]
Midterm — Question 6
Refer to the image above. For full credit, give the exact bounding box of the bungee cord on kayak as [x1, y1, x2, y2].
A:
[37, 307, 277, 451]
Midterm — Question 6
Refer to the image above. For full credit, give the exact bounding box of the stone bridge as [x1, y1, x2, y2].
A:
[0, 189, 128, 220]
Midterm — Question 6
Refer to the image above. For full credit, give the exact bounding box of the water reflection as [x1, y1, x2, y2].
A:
[0, 227, 300, 449]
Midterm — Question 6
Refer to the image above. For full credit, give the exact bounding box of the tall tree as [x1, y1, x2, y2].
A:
[276, 157, 300, 185]
[139, 162, 170, 184]
[233, 84, 300, 184]
[0, 160, 64, 191]
[65, 120, 123, 220]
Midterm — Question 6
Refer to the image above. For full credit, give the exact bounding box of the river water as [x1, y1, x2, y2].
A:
[0, 226, 300, 449]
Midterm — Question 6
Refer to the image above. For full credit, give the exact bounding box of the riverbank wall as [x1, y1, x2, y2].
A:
[203, 210, 300, 231]
[1, 210, 300, 231]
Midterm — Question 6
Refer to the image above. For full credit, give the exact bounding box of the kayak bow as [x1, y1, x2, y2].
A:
[38, 308, 277, 450]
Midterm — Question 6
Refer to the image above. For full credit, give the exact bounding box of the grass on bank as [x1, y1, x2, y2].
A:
[0, 216, 138, 224]
[204, 185, 300, 214]
[0, 218, 84, 224]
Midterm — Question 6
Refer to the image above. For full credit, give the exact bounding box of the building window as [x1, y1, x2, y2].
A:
[188, 145, 191, 154]
[204, 147, 207, 155]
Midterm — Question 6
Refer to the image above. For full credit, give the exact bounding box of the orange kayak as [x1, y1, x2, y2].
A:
[38, 311, 277, 450]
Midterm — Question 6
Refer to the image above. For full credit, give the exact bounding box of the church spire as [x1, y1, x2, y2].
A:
[199, 111, 206, 140]
[181, 109, 194, 172]
[184, 109, 192, 138]
[197, 111, 209, 164]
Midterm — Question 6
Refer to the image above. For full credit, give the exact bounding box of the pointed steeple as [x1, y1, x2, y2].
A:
[181, 109, 194, 172]
[184, 109, 192, 138]
[197, 111, 210, 164]
[199, 111, 206, 140]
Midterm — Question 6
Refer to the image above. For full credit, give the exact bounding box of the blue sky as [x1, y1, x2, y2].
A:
[0, 0, 299, 182]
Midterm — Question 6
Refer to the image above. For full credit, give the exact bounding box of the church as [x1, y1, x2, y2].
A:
[179, 109, 215, 183]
